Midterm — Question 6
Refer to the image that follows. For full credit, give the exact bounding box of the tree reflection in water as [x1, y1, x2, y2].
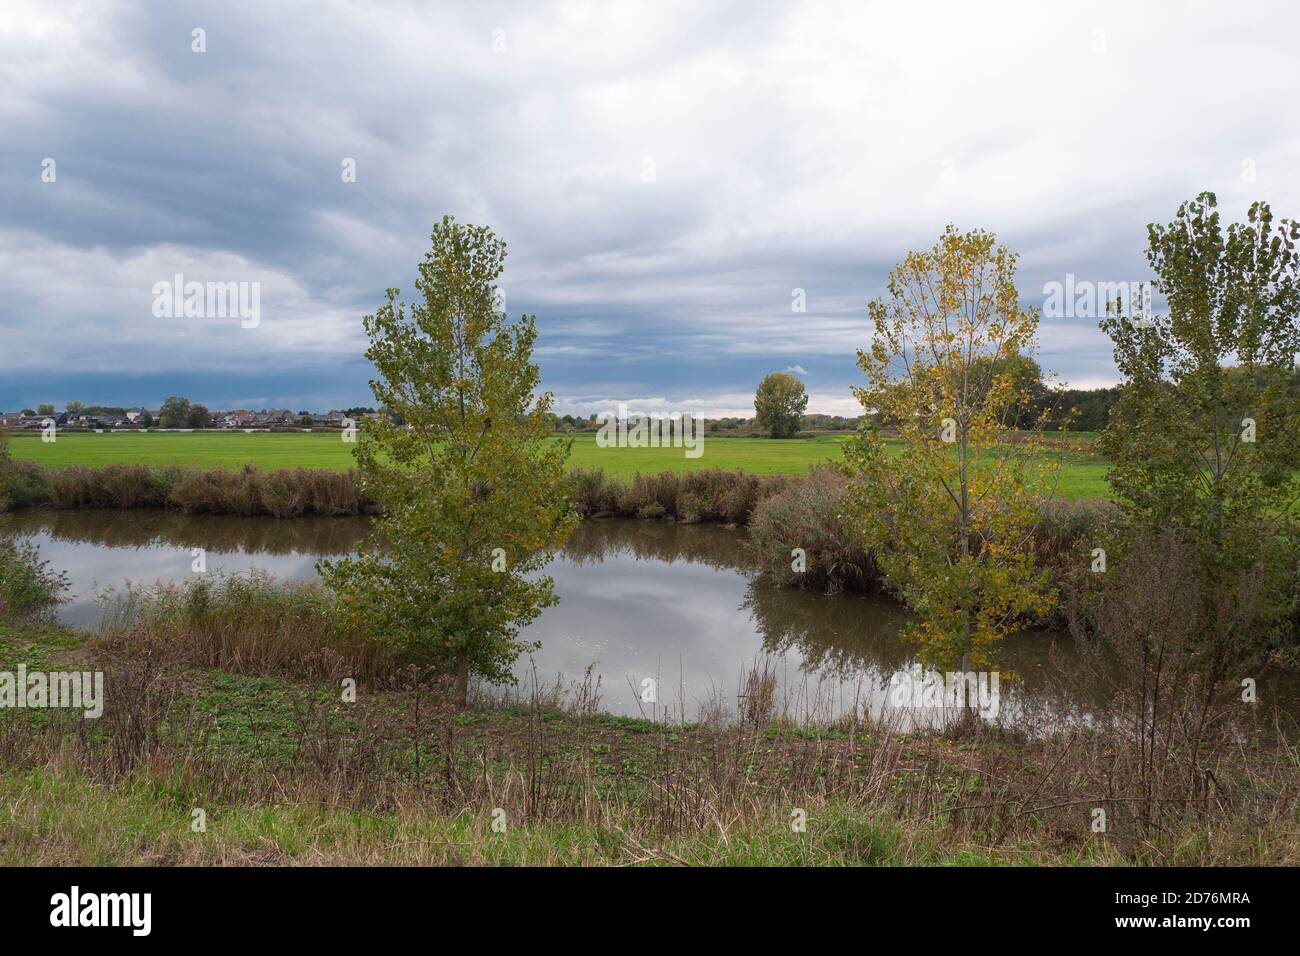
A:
[4, 512, 1294, 722]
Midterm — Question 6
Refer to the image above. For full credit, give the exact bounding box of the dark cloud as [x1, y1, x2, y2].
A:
[2, 0, 1297, 412]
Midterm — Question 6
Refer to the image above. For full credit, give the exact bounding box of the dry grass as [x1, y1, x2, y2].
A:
[1, 460, 374, 516]
[0, 619, 1294, 866]
[93, 571, 392, 686]
[566, 466, 791, 524]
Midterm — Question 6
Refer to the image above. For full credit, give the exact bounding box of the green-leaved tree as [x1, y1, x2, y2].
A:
[320, 216, 577, 704]
[754, 371, 808, 438]
[158, 396, 192, 429]
[1100, 192, 1300, 650]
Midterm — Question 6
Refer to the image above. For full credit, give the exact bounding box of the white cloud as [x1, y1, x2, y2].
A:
[0, 230, 362, 374]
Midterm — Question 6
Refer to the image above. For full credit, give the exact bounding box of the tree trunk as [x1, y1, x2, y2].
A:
[454, 653, 469, 708]
[959, 645, 975, 725]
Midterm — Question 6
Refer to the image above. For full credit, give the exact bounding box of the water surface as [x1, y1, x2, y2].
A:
[4, 510, 1294, 722]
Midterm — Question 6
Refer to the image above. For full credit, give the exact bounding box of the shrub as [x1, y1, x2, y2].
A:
[566, 468, 626, 516]
[96, 571, 389, 684]
[0, 537, 68, 620]
[1060, 531, 1275, 830]
[747, 465, 879, 593]
[1027, 497, 1116, 572]
[46, 464, 176, 509]
[679, 469, 788, 524]
[0, 460, 53, 509]
[0, 462, 374, 517]
[566, 467, 787, 525]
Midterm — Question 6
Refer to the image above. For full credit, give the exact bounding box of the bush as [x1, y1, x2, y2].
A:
[0, 460, 53, 510]
[1059, 530, 1277, 830]
[619, 472, 681, 519]
[679, 469, 788, 524]
[566, 468, 626, 516]
[566, 467, 787, 524]
[46, 464, 177, 509]
[0, 537, 68, 620]
[1, 460, 373, 517]
[748, 468, 1113, 598]
[96, 571, 389, 685]
[747, 466, 879, 592]
[1028, 497, 1117, 572]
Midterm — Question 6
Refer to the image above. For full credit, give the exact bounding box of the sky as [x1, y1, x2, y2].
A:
[2, 0, 1299, 416]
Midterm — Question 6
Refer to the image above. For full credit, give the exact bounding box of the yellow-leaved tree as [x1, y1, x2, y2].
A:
[843, 226, 1059, 692]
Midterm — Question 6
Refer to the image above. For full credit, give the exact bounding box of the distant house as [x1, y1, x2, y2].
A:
[215, 410, 256, 428]
[21, 415, 44, 428]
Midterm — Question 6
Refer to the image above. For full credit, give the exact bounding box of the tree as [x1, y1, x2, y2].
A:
[187, 404, 212, 429]
[968, 352, 1046, 428]
[36, 404, 54, 417]
[319, 215, 577, 704]
[158, 396, 192, 428]
[1099, 192, 1300, 655]
[842, 226, 1057, 690]
[64, 401, 84, 417]
[754, 372, 808, 438]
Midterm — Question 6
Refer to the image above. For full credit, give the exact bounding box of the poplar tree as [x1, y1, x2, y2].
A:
[1100, 193, 1300, 646]
[321, 216, 577, 704]
[843, 226, 1058, 683]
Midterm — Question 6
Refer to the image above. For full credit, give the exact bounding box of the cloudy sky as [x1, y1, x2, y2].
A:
[3, 0, 1298, 415]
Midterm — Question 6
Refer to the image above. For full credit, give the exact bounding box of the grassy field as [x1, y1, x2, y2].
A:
[4, 616, 1289, 866]
[8, 431, 1114, 498]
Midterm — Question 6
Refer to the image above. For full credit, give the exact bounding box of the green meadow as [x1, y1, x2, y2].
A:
[7, 431, 1113, 498]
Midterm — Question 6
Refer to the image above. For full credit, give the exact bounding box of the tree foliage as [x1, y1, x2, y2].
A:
[1099, 192, 1300, 647]
[843, 226, 1058, 673]
[158, 396, 192, 428]
[754, 372, 808, 438]
[319, 216, 577, 701]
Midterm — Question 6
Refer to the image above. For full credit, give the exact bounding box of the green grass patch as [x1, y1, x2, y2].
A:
[0, 619, 82, 671]
[10, 432, 1114, 498]
[0, 765, 1107, 866]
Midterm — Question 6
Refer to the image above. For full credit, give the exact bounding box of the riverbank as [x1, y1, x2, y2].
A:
[0, 459, 1112, 596]
[0, 618, 1294, 866]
